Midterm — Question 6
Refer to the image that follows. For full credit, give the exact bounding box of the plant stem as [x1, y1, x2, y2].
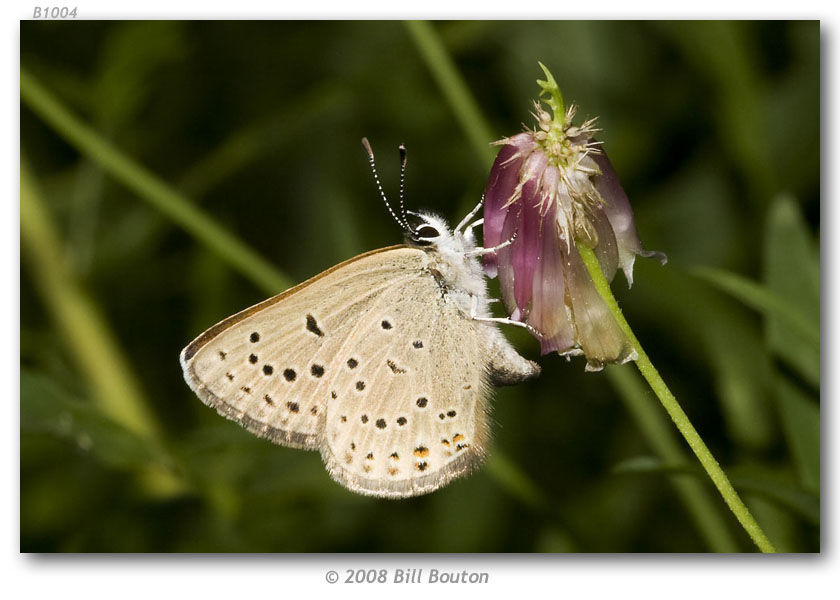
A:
[579, 245, 776, 553]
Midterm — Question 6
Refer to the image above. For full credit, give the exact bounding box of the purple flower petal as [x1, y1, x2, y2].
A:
[483, 145, 524, 278]
[590, 203, 619, 282]
[496, 201, 520, 312]
[591, 150, 665, 286]
[512, 179, 543, 311]
[527, 203, 576, 355]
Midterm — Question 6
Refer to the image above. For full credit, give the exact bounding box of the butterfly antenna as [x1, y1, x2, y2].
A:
[361, 137, 409, 231]
[398, 143, 409, 226]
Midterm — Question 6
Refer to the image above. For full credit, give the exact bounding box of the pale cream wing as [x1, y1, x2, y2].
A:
[320, 273, 493, 498]
[180, 245, 424, 450]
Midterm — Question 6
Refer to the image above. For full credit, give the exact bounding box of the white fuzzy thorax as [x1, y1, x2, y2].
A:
[407, 211, 491, 319]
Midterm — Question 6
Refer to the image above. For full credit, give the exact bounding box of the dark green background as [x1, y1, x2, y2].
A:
[21, 21, 819, 552]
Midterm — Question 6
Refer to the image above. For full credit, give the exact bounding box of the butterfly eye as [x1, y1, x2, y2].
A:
[415, 225, 440, 239]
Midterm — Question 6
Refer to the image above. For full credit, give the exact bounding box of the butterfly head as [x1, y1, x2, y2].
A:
[405, 210, 477, 260]
[405, 211, 446, 246]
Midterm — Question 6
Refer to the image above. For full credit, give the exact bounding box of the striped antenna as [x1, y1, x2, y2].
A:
[398, 143, 408, 226]
[361, 137, 409, 231]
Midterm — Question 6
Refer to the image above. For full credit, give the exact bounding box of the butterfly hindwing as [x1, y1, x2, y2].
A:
[320, 273, 493, 498]
[180, 246, 423, 450]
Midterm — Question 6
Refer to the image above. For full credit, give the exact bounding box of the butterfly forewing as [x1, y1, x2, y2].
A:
[180, 246, 422, 450]
[321, 274, 492, 498]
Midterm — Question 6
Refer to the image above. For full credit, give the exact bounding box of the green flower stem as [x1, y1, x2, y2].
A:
[20, 68, 292, 294]
[579, 245, 777, 553]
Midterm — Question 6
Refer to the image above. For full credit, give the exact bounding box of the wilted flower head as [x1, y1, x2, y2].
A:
[483, 64, 665, 371]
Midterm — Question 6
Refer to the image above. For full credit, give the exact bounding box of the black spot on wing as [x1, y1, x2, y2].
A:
[305, 314, 324, 337]
[386, 359, 405, 374]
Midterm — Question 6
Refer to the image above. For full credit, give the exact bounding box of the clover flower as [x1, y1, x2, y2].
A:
[483, 64, 665, 371]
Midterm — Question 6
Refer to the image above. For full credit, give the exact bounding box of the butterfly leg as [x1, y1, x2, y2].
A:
[466, 232, 517, 257]
[455, 195, 484, 232]
[465, 218, 483, 234]
[468, 294, 542, 338]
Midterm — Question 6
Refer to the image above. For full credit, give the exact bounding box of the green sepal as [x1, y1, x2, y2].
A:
[536, 61, 565, 128]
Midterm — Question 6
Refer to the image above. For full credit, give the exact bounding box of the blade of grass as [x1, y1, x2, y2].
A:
[763, 195, 820, 387]
[21, 68, 292, 294]
[404, 20, 496, 166]
[178, 83, 350, 198]
[692, 266, 819, 347]
[774, 374, 820, 493]
[21, 161, 185, 497]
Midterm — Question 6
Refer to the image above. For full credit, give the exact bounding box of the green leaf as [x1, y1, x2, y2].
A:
[763, 195, 820, 386]
[700, 308, 776, 450]
[21, 369, 159, 470]
[691, 266, 819, 348]
[774, 374, 820, 493]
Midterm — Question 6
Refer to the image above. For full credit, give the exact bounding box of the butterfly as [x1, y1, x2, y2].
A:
[180, 139, 540, 498]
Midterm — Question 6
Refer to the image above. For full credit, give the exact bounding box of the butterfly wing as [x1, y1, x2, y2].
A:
[319, 272, 494, 498]
[180, 245, 421, 450]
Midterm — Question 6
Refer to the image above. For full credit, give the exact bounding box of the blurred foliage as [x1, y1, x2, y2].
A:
[20, 21, 819, 552]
